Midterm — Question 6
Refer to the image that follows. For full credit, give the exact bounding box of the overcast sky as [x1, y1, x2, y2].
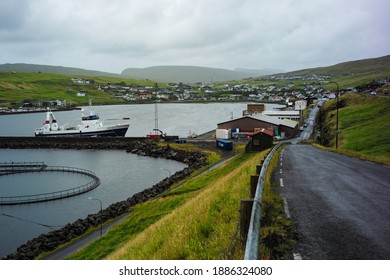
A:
[1, 0, 389, 73]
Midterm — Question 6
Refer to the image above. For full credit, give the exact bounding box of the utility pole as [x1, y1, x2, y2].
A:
[328, 81, 340, 149]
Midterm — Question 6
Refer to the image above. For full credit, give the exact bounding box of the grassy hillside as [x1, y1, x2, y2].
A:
[289, 55, 390, 88]
[121, 65, 254, 83]
[0, 63, 255, 84]
[0, 71, 160, 107]
[316, 93, 390, 165]
[290, 55, 390, 76]
[68, 144, 293, 260]
[0, 63, 122, 78]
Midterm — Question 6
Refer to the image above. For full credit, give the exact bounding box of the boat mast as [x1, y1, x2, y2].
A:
[154, 103, 158, 137]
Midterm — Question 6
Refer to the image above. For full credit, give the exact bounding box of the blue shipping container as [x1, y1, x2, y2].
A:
[216, 139, 233, 150]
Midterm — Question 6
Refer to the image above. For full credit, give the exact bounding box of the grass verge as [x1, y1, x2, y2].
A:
[69, 148, 268, 260]
[260, 144, 296, 259]
[316, 93, 390, 166]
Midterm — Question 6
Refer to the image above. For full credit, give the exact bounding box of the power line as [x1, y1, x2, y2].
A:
[1, 212, 64, 229]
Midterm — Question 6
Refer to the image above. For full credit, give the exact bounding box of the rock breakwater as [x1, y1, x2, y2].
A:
[3, 139, 207, 260]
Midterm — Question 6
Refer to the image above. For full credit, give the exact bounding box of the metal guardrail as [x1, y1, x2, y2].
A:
[0, 163, 100, 205]
[244, 142, 283, 260]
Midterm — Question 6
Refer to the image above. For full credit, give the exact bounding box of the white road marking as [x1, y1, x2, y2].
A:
[293, 253, 302, 260]
[280, 169, 283, 174]
[283, 197, 291, 219]
[280, 178, 284, 187]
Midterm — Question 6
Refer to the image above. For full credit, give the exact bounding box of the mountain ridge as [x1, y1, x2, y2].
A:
[1, 54, 389, 83]
[286, 55, 390, 76]
[121, 65, 256, 83]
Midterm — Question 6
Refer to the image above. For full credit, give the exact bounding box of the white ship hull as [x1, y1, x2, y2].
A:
[34, 107, 130, 137]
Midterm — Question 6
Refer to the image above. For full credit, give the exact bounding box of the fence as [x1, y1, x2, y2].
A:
[0, 161, 47, 174]
[243, 142, 283, 260]
[0, 163, 100, 205]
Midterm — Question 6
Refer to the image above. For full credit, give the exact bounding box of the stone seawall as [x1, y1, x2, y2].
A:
[0, 136, 146, 150]
[2, 138, 207, 260]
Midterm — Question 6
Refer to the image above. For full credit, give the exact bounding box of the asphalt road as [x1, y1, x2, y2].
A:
[278, 144, 390, 259]
[43, 213, 130, 260]
[299, 101, 322, 142]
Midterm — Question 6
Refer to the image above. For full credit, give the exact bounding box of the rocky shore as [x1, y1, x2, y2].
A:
[2, 139, 207, 260]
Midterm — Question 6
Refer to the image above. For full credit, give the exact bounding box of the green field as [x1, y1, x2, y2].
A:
[0, 71, 160, 107]
[317, 93, 390, 165]
[66, 144, 293, 260]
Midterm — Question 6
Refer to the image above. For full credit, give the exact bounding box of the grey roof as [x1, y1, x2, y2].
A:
[218, 114, 298, 129]
[251, 113, 298, 128]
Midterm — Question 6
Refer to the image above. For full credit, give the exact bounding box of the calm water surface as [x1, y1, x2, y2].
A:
[0, 149, 185, 258]
[0, 103, 283, 137]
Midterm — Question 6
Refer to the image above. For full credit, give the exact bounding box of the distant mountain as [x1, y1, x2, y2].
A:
[0, 63, 255, 83]
[0, 63, 122, 78]
[121, 66, 255, 83]
[2, 55, 389, 84]
[286, 55, 390, 76]
[235, 67, 284, 76]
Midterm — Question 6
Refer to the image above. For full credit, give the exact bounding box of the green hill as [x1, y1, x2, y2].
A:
[290, 55, 390, 76]
[286, 55, 390, 88]
[121, 65, 254, 83]
[0, 63, 258, 84]
[2, 55, 389, 85]
[0, 63, 122, 78]
[316, 93, 390, 165]
[0, 71, 159, 107]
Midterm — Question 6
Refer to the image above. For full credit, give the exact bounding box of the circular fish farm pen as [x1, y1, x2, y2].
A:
[0, 162, 100, 205]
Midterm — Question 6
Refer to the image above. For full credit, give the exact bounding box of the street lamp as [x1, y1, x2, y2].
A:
[328, 81, 340, 149]
[88, 197, 103, 236]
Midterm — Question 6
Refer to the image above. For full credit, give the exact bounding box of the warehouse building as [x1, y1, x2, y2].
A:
[217, 113, 299, 138]
[262, 110, 301, 123]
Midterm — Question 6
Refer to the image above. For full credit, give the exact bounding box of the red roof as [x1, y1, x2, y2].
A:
[253, 128, 274, 137]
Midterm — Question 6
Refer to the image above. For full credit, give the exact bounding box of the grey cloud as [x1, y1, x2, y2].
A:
[0, 0, 32, 31]
[0, 0, 389, 73]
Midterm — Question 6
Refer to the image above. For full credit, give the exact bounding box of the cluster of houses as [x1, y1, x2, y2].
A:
[0, 99, 69, 114]
[91, 77, 328, 103]
[256, 74, 331, 82]
[353, 78, 389, 95]
[4, 74, 387, 114]
[66, 74, 389, 104]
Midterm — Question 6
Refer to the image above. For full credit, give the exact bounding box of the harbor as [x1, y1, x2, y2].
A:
[0, 101, 301, 259]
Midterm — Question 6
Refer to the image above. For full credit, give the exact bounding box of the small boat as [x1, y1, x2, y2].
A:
[187, 130, 198, 138]
[34, 106, 129, 137]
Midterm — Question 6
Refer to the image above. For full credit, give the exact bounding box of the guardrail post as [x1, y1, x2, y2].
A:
[250, 174, 259, 199]
[255, 164, 262, 175]
[240, 199, 254, 243]
[245, 143, 283, 260]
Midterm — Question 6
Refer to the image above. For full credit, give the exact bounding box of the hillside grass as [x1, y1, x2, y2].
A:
[260, 144, 296, 259]
[317, 93, 390, 165]
[68, 148, 270, 260]
[0, 71, 162, 106]
[68, 143, 293, 260]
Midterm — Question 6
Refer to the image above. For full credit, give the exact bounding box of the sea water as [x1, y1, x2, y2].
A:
[0, 149, 185, 258]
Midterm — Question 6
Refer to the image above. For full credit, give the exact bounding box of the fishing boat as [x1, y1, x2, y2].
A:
[34, 106, 129, 137]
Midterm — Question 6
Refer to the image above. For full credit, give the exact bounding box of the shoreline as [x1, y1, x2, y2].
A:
[0, 107, 81, 115]
[2, 139, 208, 260]
[0, 100, 285, 115]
